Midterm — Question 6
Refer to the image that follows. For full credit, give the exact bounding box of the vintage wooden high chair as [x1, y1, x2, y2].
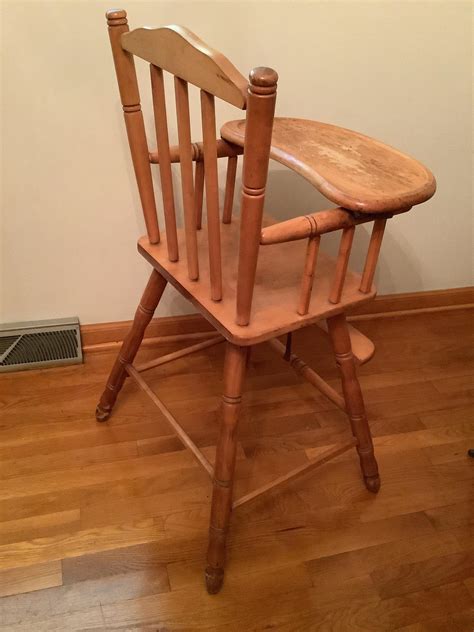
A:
[97, 9, 436, 593]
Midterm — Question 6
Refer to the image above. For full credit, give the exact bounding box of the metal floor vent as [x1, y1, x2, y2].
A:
[0, 318, 83, 373]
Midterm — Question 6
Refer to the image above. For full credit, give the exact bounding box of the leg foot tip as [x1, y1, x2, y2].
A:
[365, 475, 381, 493]
[205, 566, 224, 594]
[95, 405, 111, 422]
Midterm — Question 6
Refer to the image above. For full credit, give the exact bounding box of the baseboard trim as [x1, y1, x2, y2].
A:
[82, 287, 473, 352]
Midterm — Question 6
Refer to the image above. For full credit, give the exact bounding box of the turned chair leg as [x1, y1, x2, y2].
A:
[327, 313, 380, 493]
[205, 343, 248, 594]
[95, 270, 167, 422]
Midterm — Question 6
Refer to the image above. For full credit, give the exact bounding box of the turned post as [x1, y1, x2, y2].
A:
[206, 343, 248, 593]
[106, 9, 160, 244]
[236, 67, 278, 326]
[96, 270, 167, 421]
[327, 313, 380, 492]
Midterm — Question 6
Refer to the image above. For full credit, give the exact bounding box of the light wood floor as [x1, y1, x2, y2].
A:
[0, 309, 472, 631]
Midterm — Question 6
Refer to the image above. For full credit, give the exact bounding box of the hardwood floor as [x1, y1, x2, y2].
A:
[0, 309, 472, 631]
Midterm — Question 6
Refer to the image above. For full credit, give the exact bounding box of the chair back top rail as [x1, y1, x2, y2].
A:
[122, 25, 248, 108]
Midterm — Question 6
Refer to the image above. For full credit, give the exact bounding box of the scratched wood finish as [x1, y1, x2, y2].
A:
[221, 117, 437, 213]
[0, 309, 472, 629]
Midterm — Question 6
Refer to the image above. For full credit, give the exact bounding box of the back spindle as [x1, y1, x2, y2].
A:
[194, 161, 205, 230]
[329, 226, 355, 304]
[150, 65, 178, 260]
[106, 10, 160, 244]
[174, 77, 199, 280]
[360, 218, 387, 293]
[201, 90, 223, 301]
[223, 156, 238, 224]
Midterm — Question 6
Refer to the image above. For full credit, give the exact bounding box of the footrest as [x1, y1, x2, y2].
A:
[317, 321, 375, 364]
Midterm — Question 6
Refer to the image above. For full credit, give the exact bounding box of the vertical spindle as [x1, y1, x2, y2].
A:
[175, 77, 199, 280]
[360, 218, 387, 293]
[329, 226, 355, 304]
[298, 235, 321, 315]
[150, 65, 178, 260]
[201, 90, 223, 300]
[223, 156, 238, 224]
[194, 161, 205, 230]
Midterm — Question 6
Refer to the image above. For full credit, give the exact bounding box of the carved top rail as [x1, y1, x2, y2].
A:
[122, 26, 248, 108]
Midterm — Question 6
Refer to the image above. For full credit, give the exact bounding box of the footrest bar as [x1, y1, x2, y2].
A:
[267, 337, 346, 411]
[136, 334, 224, 373]
[233, 440, 356, 509]
[126, 364, 214, 477]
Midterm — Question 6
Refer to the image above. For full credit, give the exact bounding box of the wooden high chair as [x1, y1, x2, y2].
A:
[97, 9, 436, 594]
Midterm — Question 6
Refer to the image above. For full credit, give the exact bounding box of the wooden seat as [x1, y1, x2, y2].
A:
[138, 216, 375, 346]
[97, 8, 436, 596]
[221, 118, 436, 213]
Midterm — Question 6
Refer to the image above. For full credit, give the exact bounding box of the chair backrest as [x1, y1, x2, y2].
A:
[106, 9, 277, 323]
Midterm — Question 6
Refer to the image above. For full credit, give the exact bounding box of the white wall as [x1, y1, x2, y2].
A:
[2, 1, 472, 325]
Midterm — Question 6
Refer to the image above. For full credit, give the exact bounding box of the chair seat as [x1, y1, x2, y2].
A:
[220, 118, 436, 213]
[138, 215, 375, 346]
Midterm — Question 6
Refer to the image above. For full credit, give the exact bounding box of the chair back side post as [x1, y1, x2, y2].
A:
[236, 67, 278, 326]
[106, 10, 160, 244]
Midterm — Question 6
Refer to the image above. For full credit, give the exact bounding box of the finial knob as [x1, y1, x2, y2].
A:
[106, 8, 127, 26]
[249, 67, 278, 95]
[249, 67, 278, 87]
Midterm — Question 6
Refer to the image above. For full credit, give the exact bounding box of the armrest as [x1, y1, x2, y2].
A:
[260, 207, 400, 245]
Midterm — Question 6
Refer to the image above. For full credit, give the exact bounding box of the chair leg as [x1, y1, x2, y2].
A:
[205, 343, 248, 594]
[327, 313, 380, 493]
[95, 270, 167, 422]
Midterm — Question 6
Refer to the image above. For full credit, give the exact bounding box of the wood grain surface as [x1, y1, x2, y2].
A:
[221, 118, 436, 213]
